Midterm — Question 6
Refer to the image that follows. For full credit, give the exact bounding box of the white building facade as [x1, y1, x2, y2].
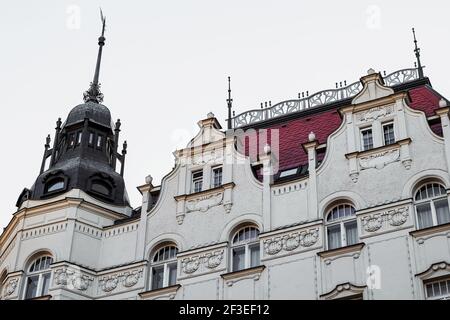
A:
[1, 30, 450, 300]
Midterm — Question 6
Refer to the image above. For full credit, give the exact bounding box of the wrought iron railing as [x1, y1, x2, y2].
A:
[231, 68, 419, 128]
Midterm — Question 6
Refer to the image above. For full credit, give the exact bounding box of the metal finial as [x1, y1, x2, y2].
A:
[412, 27, 424, 78]
[226, 76, 233, 129]
[83, 9, 107, 103]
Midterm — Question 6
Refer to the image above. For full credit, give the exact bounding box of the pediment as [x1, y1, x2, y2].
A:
[352, 69, 394, 105]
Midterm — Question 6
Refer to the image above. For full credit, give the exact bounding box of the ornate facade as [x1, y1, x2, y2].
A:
[1, 26, 450, 300]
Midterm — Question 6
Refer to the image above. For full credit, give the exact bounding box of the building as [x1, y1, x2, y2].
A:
[1, 22, 450, 300]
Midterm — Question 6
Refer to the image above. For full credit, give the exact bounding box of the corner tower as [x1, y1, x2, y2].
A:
[16, 11, 129, 208]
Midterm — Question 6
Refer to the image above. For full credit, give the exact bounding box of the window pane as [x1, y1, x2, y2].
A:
[41, 273, 51, 296]
[168, 263, 177, 286]
[212, 167, 222, 188]
[345, 220, 358, 246]
[327, 225, 341, 250]
[249, 244, 260, 268]
[151, 266, 164, 290]
[361, 129, 373, 151]
[426, 284, 433, 298]
[25, 276, 39, 299]
[435, 199, 450, 225]
[232, 247, 245, 272]
[383, 123, 395, 145]
[416, 203, 433, 229]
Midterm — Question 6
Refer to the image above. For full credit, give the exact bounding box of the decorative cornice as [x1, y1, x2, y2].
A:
[340, 92, 408, 116]
[317, 243, 365, 259]
[345, 138, 411, 160]
[221, 265, 266, 286]
[174, 183, 235, 202]
[435, 107, 450, 117]
[320, 282, 366, 300]
[139, 284, 181, 300]
[415, 261, 450, 278]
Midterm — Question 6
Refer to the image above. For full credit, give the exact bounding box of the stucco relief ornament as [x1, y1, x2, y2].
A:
[72, 275, 90, 291]
[176, 214, 185, 225]
[299, 228, 319, 247]
[223, 203, 232, 214]
[359, 149, 400, 170]
[264, 238, 283, 255]
[54, 268, 71, 286]
[102, 276, 119, 292]
[284, 234, 300, 251]
[182, 257, 200, 274]
[123, 270, 142, 288]
[350, 172, 359, 183]
[387, 207, 409, 226]
[362, 215, 383, 232]
[205, 251, 223, 269]
[4, 278, 18, 297]
[357, 105, 394, 123]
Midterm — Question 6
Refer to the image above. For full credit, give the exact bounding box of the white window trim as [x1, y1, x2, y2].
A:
[325, 216, 357, 250]
[230, 227, 260, 272]
[191, 169, 204, 193]
[424, 278, 450, 300]
[23, 257, 53, 300]
[149, 246, 178, 290]
[211, 166, 223, 188]
[414, 193, 450, 229]
[382, 121, 395, 146]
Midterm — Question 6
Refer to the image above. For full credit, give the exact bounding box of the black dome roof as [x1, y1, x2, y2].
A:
[65, 101, 113, 129]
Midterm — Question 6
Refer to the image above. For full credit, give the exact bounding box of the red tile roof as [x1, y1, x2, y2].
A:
[241, 84, 444, 173]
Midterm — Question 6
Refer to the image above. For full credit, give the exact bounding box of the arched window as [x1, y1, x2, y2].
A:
[90, 180, 112, 196]
[45, 178, 65, 193]
[150, 245, 178, 290]
[231, 226, 260, 272]
[326, 203, 357, 250]
[24, 255, 53, 299]
[414, 182, 450, 229]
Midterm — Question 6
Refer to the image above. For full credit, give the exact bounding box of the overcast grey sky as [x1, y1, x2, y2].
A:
[1, 0, 449, 230]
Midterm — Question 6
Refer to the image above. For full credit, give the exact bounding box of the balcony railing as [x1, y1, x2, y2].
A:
[230, 68, 419, 128]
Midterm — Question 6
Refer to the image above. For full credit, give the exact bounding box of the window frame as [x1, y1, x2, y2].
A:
[191, 170, 203, 193]
[382, 121, 395, 146]
[424, 277, 450, 300]
[149, 245, 178, 291]
[325, 204, 358, 250]
[23, 255, 53, 300]
[414, 182, 450, 230]
[211, 166, 223, 188]
[230, 226, 260, 272]
[360, 126, 374, 151]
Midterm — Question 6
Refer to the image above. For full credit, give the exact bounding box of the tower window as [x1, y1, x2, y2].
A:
[45, 177, 65, 194]
[192, 170, 203, 193]
[90, 180, 112, 196]
[68, 133, 75, 148]
[97, 135, 103, 149]
[361, 127, 373, 151]
[88, 132, 94, 146]
[382, 122, 395, 145]
[212, 167, 223, 188]
[76, 132, 82, 145]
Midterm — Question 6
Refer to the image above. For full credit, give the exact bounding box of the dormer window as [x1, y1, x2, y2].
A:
[68, 133, 75, 148]
[88, 132, 94, 146]
[44, 176, 66, 195]
[90, 180, 112, 197]
[192, 170, 203, 193]
[212, 167, 222, 188]
[382, 122, 395, 145]
[97, 135, 103, 149]
[361, 127, 373, 151]
[76, 131, 82, 145]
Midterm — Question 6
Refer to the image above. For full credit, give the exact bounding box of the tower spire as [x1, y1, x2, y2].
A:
[412, 27, 424, 79]
[226, 76, 233, 129]
[84, 9, 107, 103]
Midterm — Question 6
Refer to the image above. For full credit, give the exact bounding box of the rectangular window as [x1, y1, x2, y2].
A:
[249, 244, 260, 268]
[40, 273, 51, 296]
[68, 133, 75, 148]
[232, 246, 245, 272]
[435, 199, 450, 225]
[327, 224, 342, 250]
[168, 263, 177, 287]
[383, 122, 395, 145]
[416, 203, 434, 229]
[97, 135, 103, 149]
[151, 266, 164, 290]
[192, 170, 203, 193]
[361, 128, 373, 151]
[344, 220, 358, 246]
[88, 132, 94, 146]
[212, 167, 223, 188]
[425, 278, 450, 300]
[76, 132, 82, 145]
